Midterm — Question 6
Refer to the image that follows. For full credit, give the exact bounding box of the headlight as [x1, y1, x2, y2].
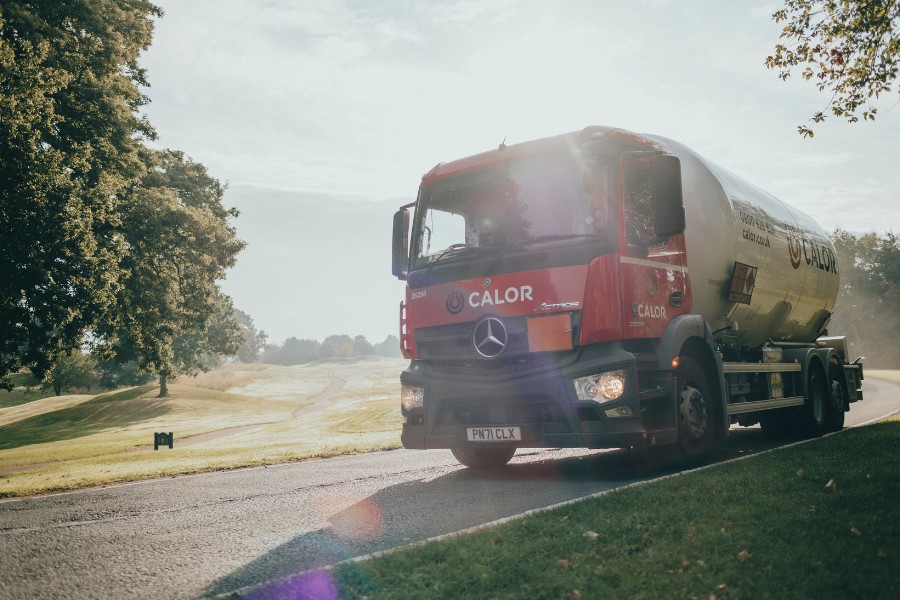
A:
[401, 384, 424, 411]
[573, 369, 626, 403]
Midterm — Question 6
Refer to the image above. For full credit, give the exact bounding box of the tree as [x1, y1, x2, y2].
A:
[767, 1, 900, 137]
[0, 1, 162, 388]
[96, 149, 244, 396]
[320, 335, 354, 359]
[161, 292, 246, 390]
[96, 357, 152, 389]
[373, 335, 402, 357]
[352, 335, 375, 357]
[44, 351, 99, 396]
[202, 296, 248, 363]
[233, 308, 267, 363]
[829, 229, 900, 367]
[262, 337, 320, 365]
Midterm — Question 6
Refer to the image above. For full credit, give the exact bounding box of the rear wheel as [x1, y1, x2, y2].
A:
[825, 367, 847, 432]
[798, 369, 828, 438]
[762, 364, 844, 439]
[451, 446, 516, 469]
[675, 357, 715, 461]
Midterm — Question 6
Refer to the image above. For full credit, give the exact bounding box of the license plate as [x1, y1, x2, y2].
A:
[466, 427, 522, 442]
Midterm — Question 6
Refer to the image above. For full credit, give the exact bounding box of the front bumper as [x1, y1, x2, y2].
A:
[400, 342, 677, 451]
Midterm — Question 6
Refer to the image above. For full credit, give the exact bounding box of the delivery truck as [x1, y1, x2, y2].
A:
[390, 126, 863, 468]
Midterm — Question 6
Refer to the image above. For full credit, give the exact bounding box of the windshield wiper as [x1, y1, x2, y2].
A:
[423, 244, 491, 275]
[483, 234, 596, 275]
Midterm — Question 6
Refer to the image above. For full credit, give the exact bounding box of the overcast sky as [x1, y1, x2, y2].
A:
[139, 0, 900, 345]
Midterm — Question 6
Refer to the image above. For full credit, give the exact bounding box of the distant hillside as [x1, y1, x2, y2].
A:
[0, 357, 407, 497]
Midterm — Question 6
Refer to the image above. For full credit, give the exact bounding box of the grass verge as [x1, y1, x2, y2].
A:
[334, 418, 900, 599]
[866, 370, 900, 383]
[0, 373, 53, 409]
[0, 358, 406, 497]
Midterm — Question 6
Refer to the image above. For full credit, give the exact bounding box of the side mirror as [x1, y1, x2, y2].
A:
[392, 208, 410, 280]
[652, 155, 685, 238]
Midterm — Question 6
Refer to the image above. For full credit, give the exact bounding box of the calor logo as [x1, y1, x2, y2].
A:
[446, 291, 465, 314]
[786, 225, 803, 270]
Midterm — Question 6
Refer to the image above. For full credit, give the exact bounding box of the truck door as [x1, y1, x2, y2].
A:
[620, 157, 689, 339]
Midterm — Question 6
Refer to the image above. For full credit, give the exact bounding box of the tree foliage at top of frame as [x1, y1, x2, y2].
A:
[766, 0, 900, 137]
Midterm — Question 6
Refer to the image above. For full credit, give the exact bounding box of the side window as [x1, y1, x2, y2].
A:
[418, 209, 466, 258]
[624, 163, 655, 247]
[583, 162, 612, 237]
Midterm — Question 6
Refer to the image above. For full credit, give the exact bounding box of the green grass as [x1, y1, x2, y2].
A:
[335, 419, 900, 599]
[0, 358, 407, 497]
[3, 363, 898, 596]
[0, 373, 53, 408]
[0, 385, 165, 450]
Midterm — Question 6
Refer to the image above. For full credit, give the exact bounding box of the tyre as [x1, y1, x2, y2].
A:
[451, 446, 516, 469]
[798, 369, 828, 437]
[825, 367, 847, 433]
[675, 357, 715, 461]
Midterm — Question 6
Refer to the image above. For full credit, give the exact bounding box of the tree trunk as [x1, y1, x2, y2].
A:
[158, 373, 169, 397]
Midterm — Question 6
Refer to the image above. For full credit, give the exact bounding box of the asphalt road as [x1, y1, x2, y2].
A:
[1, 378, 897, 599]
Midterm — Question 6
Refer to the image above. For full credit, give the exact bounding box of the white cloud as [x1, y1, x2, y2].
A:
[140, 0, 900, 338]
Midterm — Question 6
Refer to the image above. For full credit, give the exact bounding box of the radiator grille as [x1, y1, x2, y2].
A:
[416, 317, 529, 361]
[415, 316, 578, 377]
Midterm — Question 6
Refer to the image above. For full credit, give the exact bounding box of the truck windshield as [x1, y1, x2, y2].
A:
[412, 151, 610, 267]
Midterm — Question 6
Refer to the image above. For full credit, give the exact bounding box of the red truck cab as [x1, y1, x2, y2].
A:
[391, 127, 700, 467]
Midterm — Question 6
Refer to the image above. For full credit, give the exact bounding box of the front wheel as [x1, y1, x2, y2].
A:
[675, 357, 715, 461]
[451, 446, 516, 469]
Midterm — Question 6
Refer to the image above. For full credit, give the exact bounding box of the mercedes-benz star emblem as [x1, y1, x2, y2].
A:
[472, 316, 508, 359]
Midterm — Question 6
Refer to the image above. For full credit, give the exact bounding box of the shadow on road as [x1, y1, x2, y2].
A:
[204, 427, 784, 598]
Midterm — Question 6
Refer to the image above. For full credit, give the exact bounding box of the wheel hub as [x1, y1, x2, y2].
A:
[679, 384, 708, 440]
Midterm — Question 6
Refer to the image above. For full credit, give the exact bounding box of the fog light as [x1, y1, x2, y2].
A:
[573, 369, 626, 403]
[401, 384, 424, 411]
[604, 406, 634, 418]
